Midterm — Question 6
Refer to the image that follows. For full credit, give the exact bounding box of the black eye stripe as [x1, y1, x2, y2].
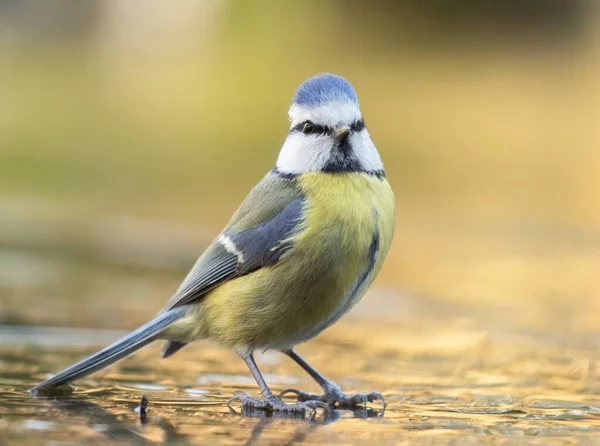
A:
[290, 121, 330, 135]
[290, 119, 366, 135]
[350, 119, 365, 132]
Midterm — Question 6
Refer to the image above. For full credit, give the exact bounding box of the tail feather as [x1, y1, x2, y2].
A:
[161, 340, 188, 358]
[30, 307, 186, 395]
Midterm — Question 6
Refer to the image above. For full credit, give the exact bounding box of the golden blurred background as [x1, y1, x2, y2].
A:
[1, 0, 599, 336]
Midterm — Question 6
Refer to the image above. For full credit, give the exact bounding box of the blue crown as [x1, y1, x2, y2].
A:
[293, 73, 358, 108]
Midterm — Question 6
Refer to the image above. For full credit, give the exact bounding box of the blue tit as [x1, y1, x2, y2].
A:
[31, 73, 395, 417]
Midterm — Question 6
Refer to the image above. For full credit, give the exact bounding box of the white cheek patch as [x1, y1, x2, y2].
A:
[276, 129, 383, 175]
[349, 129, 384, 172]
[276, 133, 332, 174]
[277, 101, 384, 175]
[289, 102, 362, 128]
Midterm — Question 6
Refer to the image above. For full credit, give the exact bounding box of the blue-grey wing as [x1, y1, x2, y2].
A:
[161, 173, 304, 312]
[225, 198, 303, 274]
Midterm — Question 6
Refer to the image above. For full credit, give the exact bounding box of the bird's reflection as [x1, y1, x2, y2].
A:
[35, 391, 384, 446]
[231, 400, 385, 424]
[236, 404, 385, 446]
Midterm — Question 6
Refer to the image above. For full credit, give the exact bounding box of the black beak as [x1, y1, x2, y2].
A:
[333, 127, 351, 143]
[334, 127, 351, 156]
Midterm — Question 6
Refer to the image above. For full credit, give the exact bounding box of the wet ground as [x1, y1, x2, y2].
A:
[2, 308, 600, 445]
[1, 211, 600, 445]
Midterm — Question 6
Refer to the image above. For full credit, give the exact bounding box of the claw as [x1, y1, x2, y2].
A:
[228, 391, 247, 405]
[309, 401, 331, 420]
[279, 388, 299, 398]
[366, 391, 386, 408]
[228, 391, 263, 414]
[227, 392, 331, 421]
[281, 387, 386, 410]
[279, 388, 325, 403]
[350, 393, 368, 408]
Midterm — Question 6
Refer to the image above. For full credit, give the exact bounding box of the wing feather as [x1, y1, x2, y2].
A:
[162, 243, 238, 311]
[161, 172, 304, 312]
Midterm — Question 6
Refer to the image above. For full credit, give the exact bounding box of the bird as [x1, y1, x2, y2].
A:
[30, 73, 395, 417]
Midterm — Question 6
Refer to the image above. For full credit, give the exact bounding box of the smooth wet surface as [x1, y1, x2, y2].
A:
[1, 200, 599, 444]
[2, 316, 600, 445]
[1, 210, 599, 444]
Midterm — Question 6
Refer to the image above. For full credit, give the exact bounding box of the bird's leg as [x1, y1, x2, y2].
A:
[280, 349, 386, 409]
[228, 351, 330, 419]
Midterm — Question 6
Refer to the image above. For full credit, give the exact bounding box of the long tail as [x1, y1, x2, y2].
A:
[30, 307, 186, 395]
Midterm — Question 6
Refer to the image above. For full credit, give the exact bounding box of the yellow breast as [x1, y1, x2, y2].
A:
[184, 172, 395, 350]
[290, 172, 395, 336]
[296, 172, 395, 257]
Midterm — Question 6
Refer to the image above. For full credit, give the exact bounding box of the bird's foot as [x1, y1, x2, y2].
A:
[280, 385, 386, 410]
[228, 392, 331, 420]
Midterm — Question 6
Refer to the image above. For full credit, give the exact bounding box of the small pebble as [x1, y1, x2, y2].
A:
[135, 395, 149, 424]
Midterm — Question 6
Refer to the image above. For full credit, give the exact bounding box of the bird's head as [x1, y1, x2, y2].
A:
[275, 73, 384, 176]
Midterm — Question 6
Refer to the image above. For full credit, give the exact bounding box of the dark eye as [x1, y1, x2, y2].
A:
[302, 121, 316, 135]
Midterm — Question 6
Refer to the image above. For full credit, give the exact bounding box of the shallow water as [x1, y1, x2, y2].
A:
[2, 318, 600, 445]
[1, 208, 599, 445]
